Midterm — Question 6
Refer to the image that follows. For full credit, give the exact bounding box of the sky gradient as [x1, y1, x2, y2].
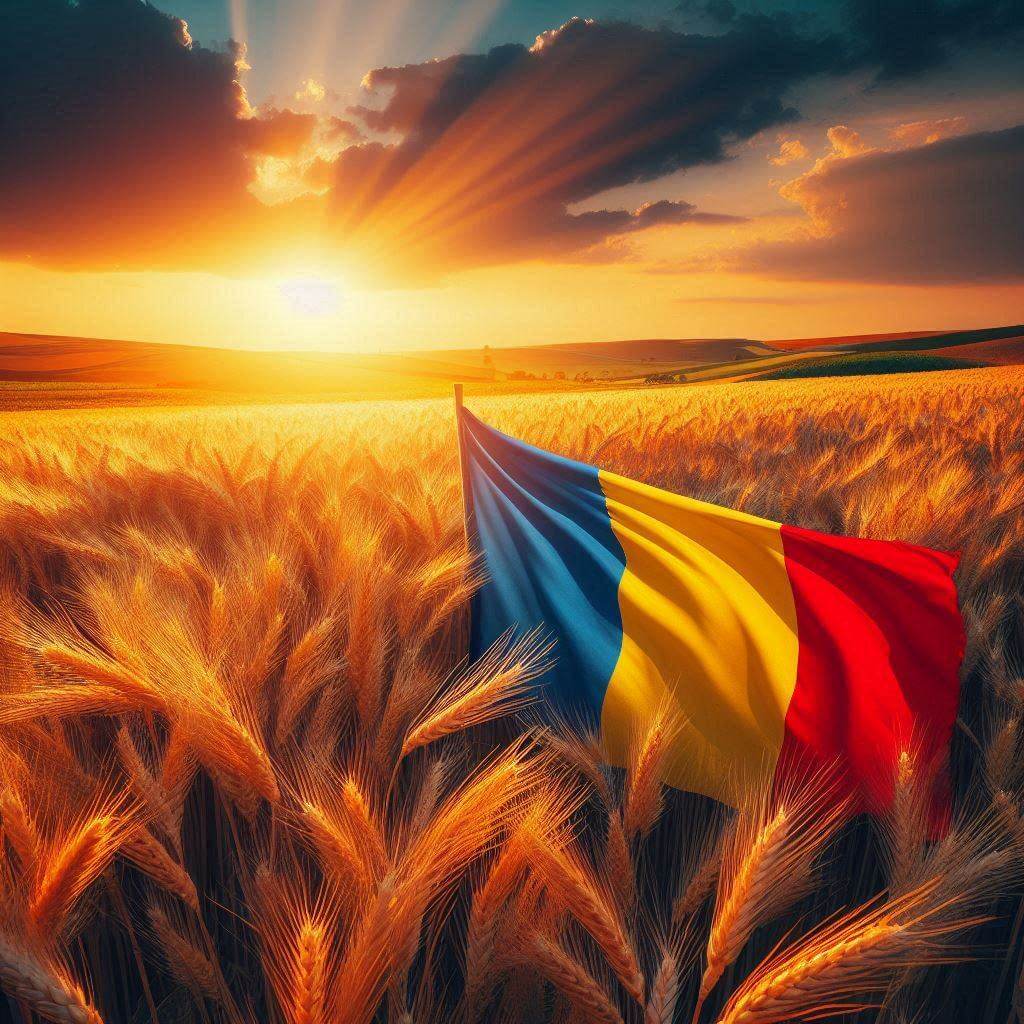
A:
[1, 0, 1022, 351]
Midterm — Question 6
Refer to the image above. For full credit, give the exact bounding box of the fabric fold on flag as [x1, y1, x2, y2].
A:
[459, 405, 965, 815]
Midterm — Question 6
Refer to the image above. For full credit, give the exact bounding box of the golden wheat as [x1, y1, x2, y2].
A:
[0, 366, 1020, 1022]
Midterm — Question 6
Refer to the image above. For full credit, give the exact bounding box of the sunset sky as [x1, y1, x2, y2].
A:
[1, 0, 1022, 352]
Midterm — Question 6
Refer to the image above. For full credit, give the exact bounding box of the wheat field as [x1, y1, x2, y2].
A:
[0, 366, 1023, 1024]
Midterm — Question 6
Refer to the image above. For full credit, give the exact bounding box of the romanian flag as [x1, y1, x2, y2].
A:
[458, 404, 965, 813]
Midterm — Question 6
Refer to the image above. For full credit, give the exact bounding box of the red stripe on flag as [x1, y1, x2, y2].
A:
[776, 525, 964, 820]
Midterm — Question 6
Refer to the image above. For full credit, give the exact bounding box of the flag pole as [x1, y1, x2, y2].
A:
[454, 382, 475, 659]
[454, 382, 473, 545]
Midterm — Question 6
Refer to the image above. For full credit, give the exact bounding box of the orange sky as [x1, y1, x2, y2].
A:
[2, 1, 1022, 352]
[3, 248, 1022, 353]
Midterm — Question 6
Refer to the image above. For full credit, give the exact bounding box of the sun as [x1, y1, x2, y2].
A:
[277, 275, 340, 317]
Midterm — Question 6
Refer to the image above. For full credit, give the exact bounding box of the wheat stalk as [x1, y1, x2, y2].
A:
[522, 823, 645, 1003]
[400, 631, 547, 757]
[715, 881, 975, 1024]
[527, 932, 624, 1024]
[30, 811, 129, 935]
[697, 778, 847, 1011]
[0, 937, 104, 1024]
[0, 788, 42, 867]
[148, 903, 220, 1002]
[123, 830, 199, 910]
[623, 705, 678, 839]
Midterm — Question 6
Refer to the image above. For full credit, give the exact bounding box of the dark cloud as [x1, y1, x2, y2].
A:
[330, 16, 838, 275]
[630, 200, 745, 230]
[726, 124, 1024, 283]
[844, 0, 1024, 79]
[675, 0, 739, 26]
[0, 0, 321, 268]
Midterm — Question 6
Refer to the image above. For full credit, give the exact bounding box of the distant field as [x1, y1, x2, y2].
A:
[755, 352, 986, 380]
[1, 323, 1020, 407]
[767, 329, 943, 351]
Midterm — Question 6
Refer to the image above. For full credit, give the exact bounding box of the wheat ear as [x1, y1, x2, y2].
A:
[0, 788, 42, 867]
[528, 933, 624, 1024]
[623, 705, 678, 839]
[698, 779, 847, 1010]
[300, 801, 375, 895]
[698, 806, 791, 1005]
[274, 616, 338, 745]
[604, 810, 636, 915]
[148, 904, 220, 1002]
[115, 728, 175, 835]
[673, 825, 729, 924]
[715, 882, 973, 1024]
[645, 948, 680, 1024]
[30, 812, 128, 934]
[882, 748, 930, 893]
[341, 778, 387, 877]
[522, 826, 645, 1003]
[464, 841, 526, 1019]
[123, 830, 199, 909]
[39, 645, 162, 709]
[294, 918, 327, 1024]
[400, 631, 547, 757]
[0, 937, 103, 1024]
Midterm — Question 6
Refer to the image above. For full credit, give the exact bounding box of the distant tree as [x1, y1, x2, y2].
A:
[554, 370, 566, 380]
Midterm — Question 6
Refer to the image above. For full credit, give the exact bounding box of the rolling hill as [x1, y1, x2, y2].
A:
[0, 323, 1020, 408]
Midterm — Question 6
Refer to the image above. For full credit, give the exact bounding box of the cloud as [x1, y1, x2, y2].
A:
[726, 123, 1024, 283]
[843, 0, 1024, 79]
[630, 200, 745, 230]
[675, 0, 738, 27]
[888, 116, 968, 147]
[823, 125, 871, 159]
[294, 78, 331, 104]
[328, 16, 840, 276]
[769, 136, 810, 166]
[0, 0, 330, 269]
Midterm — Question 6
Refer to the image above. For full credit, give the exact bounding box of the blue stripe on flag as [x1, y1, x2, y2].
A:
[460, 409, 627, 725]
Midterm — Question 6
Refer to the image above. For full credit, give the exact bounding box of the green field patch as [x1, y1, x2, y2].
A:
[755, 352, 986, 380]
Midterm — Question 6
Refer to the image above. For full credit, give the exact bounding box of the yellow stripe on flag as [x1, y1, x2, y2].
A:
[598, 470, 800, 805]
